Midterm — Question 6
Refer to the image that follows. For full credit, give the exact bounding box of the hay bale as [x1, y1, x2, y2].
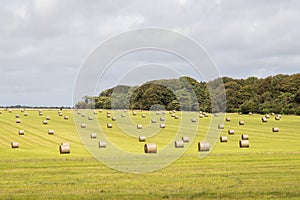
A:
[169, 111, 173, 114]
[191, 118, 197, 122]
[160, 123, 165, 128]
[59, 144, 70, 154]
[228, 129, 235, 135]
[0, 111, 2, 114]
[144, 143, 157, 153]
[11, 142, 19, 148]
[93, 111, 97, 115]
[112, 116, 116, 121]
[272, 127, 279, 132]
[182, 136, 189, 143]
[198, 142, 210, 151]
[21, 108, 25, 112]
[16, 119, 21, 123]
[226, 117, 231, 122]
[174, 115, 179, 119]
[43, 120, 48, 125]
[106, 114, 111, 118]
[151, 119, 156, 123]
[46, 116, 50, 120]
[261, 117, 268, 123]
[160, 117, 165, 121]
[271, 112, 275, 116]
[171, 113, 175, 117]
[139, 136, 146, 142]
[275, 116, 281, 120]
[98, 141, 106, 148]
[106, 111, 110, 114]
[239, 121, 245, 125]
[265, 114, 270, 118]
[249, 112, 253, 115]
[48, 129, 54, 135]
[137, 124, 143, 129]
[64, 116, 69, 120]
[204, 113, 208, 117]
[15, 114, 20, 118]
[18, 130, 25, 135]
[214, 113, 219, 117]
[156, 111, 160, 115]
[220, 136, 228, 142]
[107, 123, 113, 128]
[39, 112, 43, 116]
[81, 114, 86, 117]
[121, 113, 125, 117]
[199, 114, 204, 118]
[132, 111, 137, 116]
[218, 124, 224, 129]
[24, 113, 28, 116]
[175, 140, 184, 148]
[81, 123, 86, 128]
[88, 116, 93, 120]
[142, 114, 146, 118]
[90, 133, 97, 139]
[241, 134, 248, 140]
[8, 109, 12, 113]
[239, 140, 249, 148]
[58, 113, 62, 116]
[162, 111, 166, 114]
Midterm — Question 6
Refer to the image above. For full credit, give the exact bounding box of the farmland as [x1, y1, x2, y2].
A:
[0, 109, 299, 199]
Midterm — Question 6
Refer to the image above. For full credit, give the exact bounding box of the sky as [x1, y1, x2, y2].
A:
[0, 0, 299, 106]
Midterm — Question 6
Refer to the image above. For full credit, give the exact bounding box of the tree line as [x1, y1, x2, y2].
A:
[76, 73, 300, 115]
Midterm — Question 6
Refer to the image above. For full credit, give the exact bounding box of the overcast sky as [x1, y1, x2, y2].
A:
[1, 0, 299, 106]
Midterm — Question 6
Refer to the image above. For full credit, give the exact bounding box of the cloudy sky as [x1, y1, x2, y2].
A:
[1, 0, 299, 106]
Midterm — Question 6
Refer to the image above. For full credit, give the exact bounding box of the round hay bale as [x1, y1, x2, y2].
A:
[16, 119, 21, 123]
[171, 113, 175, 117]
[265, 114, 270, 118]
[239, 121, 245, 125]
[106, 114, 111, 118]
[39, 112, 43, 116]
[112, 116, 116, 121]
[81, 114, 86, 117]
[204, 113, 208, 117]
[156, 111, 160, 115]
[121, 113, 125, 117]
[174, 115, 179, 119]
[162, 111, 166, 114]
[191, 118, 197, 122]
[15, 114, 20, 118]
[64, 116, 69, 120]
[218, 124, 224, 129]
[18, 130, 24, 135]
[90, 133, 97, 139]
[199, 114, 204, 118]
[81, 123, 86, 128]
[160, 123, 165, 128]
[21, 108, 25, 112]
[249, 112, 253, 115]
[239, 140, 249, 148]
[173, 110, 176, 113]
[8, 109, 12, 113]
[160, 117, 165, 121]
[24, 113, 28, 116]
[228, 129, 235, 135]
[272, 127, 279, 132]
[59, 145, 70, 154]
[58, 113, 63, 116]
[241, 134, 249, 140]
[46, 116, 50, 120]
[220, 136, 228, 142]
[144, 143, 157, 153]
[11, 142, 19, 148]
[151, 119, 156, 123]
[43, 120, 48, 125]
[226, 117, 231, 122]
[261, 117, 268, 123]
[137, 124, 143, 129]
[93, 111, 97, 115]
[182, 136, 189, 143]
[98, 141, 106, 148]
[99, 109, 103, 113]
[132, 111, 137, 116]
[107, 123, 113, 128]
[0, 111, 2, 114]
[214, 113, 219, 117]
[48, 129, 54, 135]
[88, 116, 93, 120]
[169, 111, 173, 114]
[275, 116, 280, 120]
[106, 111, 110, 114]
[271, 112, 275, 116]
[198, 142, 210, 152]
[142, 114, 146, 118]
[139, 136, 146, 142]
[175, 140, 184, 148]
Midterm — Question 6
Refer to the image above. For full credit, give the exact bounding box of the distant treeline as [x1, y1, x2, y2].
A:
[76, 73, 300, 115]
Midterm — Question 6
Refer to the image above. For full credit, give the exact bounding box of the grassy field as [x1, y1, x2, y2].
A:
[0, 109, 299, 199]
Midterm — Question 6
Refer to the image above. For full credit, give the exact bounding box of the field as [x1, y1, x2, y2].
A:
[0, 109, 299, 199]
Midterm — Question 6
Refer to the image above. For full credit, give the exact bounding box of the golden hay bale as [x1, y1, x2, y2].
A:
[99, 109, 103, 113]
[239, 121, 245, 125]
[64, 116, 69, 120]
[275, 116, 281, 120]
[98, 141, 106, 148]
[8, 109, 12, 113]
[220, 136, 228, 142]
[271, 112, 275, 116]
[239, 140, 249, 148]
[39, 112, 43, 116]
[261, 117, 268, 123]
[107, 123, 113, 128]
[174, 140, 184, 148]
[18, 130, 25, 135]
[226, 117, 231, 122]
[160, 123, 165, 128]
[24, 113, 28, 116]
[59, 144, 70, 154]
[272, 127, 279, 132]
[48, 129, 54, 135]
[204, 113, 209, 117]
[199, 114, 204, 118]
[106, 111, 110, 114]
[93, 111, 97, 115]
[191, 118, 197, 122]
[151, 119, 157, 123]
[214, 113, 219, 117]
[228, 129, 235, 135]
[137, 124, 143, 129]
[218, 124, 224, 129]
[241, 134, 249, 140]
[171, 113, 175, 117]
[132, 111, 137, 116]
[11, 142, 19, 148]
[88, 116, 93, 120]
[139, 136, 146, 142]
[162, 111, 166, 114]
[142, 114, 146, 118]
[112, 116, 116, 121]
[90, 133, 97, 139]
[198, 142, 210, 151]
[81, 114, 86, 117]
[160, 117, 165, 121]
[43, 120, 48, 125]
[249, 112, 253, 115]
[106, 114, 111, 118]
[169, 111, 173, 114]
[21, 108, 25, 112]
[46, 116, 50, 120]
[121, 114, 125, 117]
[156, 111, 160, 115]
[265, 114, 270, 118]
[16, 119, 21, 123]
[15, 114, 20, 118]
[144, 143, 157, 153]
[174, 115, 179, 119]
[182, 136, 189, 143]
[81, 123, 86, 128]
[58, 113, 63, 116]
